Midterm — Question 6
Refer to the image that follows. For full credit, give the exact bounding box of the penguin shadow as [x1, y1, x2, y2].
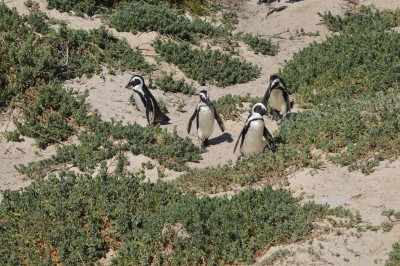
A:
[208, 133, 234, 146]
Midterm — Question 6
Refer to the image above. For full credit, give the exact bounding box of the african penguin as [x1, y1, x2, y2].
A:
[187, 90, 225, 152]
[125, 74, 170, 125]
[234, 103, 275, 159]
[263, 74, 291, 122]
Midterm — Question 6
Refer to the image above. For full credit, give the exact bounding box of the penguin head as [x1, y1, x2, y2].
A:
[125, 74, 145, 92]
[268, 74, 286, 90]
[197, 90, 210, 103]
[252, 103, 267, 116]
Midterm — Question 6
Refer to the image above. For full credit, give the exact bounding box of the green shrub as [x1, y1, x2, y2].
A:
[110, 2, 225, 43]
[277, 91, 400, 174]
[0, 3, 152, 105]
[281, 30, 400, 106]
[213, 93, 260, 120]
[319, 6, 400, 34]
[0, 170, 353, 265]
[152, 38, 261, 86]
[47, 0, 213, 17]
[12, 82, 88, 149]
[16, 115, 201, 178]
[386, 242, 400, 266]
[221, 10, 239, 32]
[241, 33, 279, 56]
[175, 144, 319, 193]
[155, 72, 196, 94]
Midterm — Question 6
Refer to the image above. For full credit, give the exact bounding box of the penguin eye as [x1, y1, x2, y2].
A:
[130, 78, 141, 87]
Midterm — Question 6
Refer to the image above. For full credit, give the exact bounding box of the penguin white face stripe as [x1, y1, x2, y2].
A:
[198, 90, 209, 102]
[271, 79, 284, 89]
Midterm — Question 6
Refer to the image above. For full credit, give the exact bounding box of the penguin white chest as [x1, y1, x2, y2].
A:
[133, 91, 146, 115]
[270, 89, 287, 115]
[197, 106, 215, 140]
[241, 120, 264, 158]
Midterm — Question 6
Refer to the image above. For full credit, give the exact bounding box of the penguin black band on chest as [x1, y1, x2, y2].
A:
[187, 90, 225, 151]
[234, 103, 275, 159]
[263, 74, 292, 122]
[125, 74, 170, 125]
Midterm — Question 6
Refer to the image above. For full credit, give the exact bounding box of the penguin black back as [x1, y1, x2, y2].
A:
[126, 74, 170, 125]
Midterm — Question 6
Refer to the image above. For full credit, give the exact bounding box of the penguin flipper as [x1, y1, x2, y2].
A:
[145, 95, 155, 124]
[187, 109, 197, 133]
[234, 126, 246, 153]
[213, 107, 225, 132]
[147, 93, 170, 124]
[263, 126, 276, 151]
[281, 87, 291, 114]
[262, 87, 271, 108]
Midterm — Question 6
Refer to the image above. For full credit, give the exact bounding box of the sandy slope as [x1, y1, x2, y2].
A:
[1, 0, 400, 265]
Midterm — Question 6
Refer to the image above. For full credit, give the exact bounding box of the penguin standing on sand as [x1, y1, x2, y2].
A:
[187, 90, 225, 151]
[263, 74, 292, 122]
[234, 103, 275, 159]
[125, 74, 170, 125]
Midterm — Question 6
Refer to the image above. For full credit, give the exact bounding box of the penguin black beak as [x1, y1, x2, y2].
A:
[125, 83, 131, 89]
[262, 108, 267, 116]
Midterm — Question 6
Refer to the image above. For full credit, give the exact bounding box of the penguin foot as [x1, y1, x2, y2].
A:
[200, 146, 208, 153]
[203, 139, 209, 147]
[272, 110, 283, 122]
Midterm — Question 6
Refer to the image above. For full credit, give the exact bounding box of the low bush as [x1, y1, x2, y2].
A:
[0, 3, 152, 105]
[386, 241, 400, 266]
[213, 93, 260, 120]
[277, 91, 400, 174]
[152, 38, 261, 86]
[319, 5, 400, 34]
[15, 109, 201, 178]
[0, 170, 353, 265]
[175, 144, 320, 193]
[241, 33, 279, 56]
[282, 6, 400, 106]
[155, 73, 196, 95]
[110, 2, 226, 43]
[47, 0, 214, 17]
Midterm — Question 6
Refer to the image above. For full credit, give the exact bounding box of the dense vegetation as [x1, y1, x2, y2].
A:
[0, 170, 353, 265]
[110, 1, 226, 43]
[1, 1, 400, 264]
[283, 6, 400, 106]
[213, 93, 258, 120]
[175, 145, 319, 193]
[153, 38, 261, 86]
[386, 241, 400, 266]
[154, 72, 196, 95]
[278, 5, 400, 173]
[47, 0, 214, 16]
[0, 3, 152, 105]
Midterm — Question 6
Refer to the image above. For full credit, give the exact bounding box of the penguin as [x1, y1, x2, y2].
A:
[234, 103, 275, 159]
[262, 74, 292, 122]
[187, 90, 225, 151]
[125, 74, 170, 125]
